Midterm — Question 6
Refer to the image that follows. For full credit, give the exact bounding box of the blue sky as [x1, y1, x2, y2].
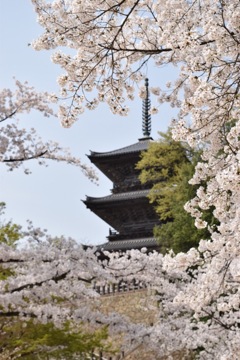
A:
[0, 0, 174, 245]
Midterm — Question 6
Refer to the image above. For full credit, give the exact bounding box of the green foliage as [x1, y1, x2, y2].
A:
[0, 202, 22, 248]
[137, 129, 214, 254]
[138, 130, 189, 186]
[0, 203, 21, 281]
[0, 318, 112, 359]
[0, 267, 15, 281]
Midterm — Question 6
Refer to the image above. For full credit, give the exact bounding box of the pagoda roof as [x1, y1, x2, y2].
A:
[98, 237, 159, 251]
[88, 137, 152, 159]
[84, 189, 149, 204]
[84, 188, 160, 237]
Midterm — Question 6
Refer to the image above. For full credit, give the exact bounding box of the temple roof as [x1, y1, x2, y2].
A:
[98, 237, 159, 251]
[88, 137, 152, 159]
[83, 188, 160, 239]
[87, 140, 152, 185]
[84, 189, 149, 204]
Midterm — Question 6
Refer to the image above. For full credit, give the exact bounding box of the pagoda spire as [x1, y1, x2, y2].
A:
[142, 78, 151, 137]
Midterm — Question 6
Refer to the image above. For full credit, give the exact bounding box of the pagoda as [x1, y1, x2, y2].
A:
[83, 79, 161, 252]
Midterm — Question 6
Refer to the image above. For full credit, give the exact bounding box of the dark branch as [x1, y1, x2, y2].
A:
[9, 270, 71, 293]
[3, 150, 48, 163]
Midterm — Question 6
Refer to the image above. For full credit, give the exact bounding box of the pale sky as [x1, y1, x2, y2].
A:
[0, 0, 174, 245]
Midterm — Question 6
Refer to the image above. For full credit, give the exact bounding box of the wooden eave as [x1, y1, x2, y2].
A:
[88, 138, 152, 183]
[83, 189, 160, 235]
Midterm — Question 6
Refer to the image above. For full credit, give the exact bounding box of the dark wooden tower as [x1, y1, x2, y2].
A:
[83, 79, 161, 252]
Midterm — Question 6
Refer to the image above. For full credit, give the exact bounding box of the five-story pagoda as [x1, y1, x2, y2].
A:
[83, 79, 161, 252]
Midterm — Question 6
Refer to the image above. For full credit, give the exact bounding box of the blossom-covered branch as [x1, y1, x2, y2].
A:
[0, 79, 97, 180]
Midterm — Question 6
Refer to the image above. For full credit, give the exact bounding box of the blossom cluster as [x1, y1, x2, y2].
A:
[0, 79, 97, 180]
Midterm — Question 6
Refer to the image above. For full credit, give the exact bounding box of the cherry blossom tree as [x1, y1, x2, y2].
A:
[0, 228, 154, 358]
[0, 79, 96, 179]
[0, 0, 238, 358]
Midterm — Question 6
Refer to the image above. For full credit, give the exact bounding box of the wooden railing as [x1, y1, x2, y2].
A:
[92, 279, 147, 296]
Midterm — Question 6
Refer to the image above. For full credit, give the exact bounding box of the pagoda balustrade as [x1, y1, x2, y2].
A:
[92, 279, 147, 296]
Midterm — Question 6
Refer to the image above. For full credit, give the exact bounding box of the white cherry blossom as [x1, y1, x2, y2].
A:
[0, 79, 97, 180]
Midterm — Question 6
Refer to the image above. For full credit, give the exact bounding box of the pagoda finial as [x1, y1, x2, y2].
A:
[142, 78, 151, 137]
